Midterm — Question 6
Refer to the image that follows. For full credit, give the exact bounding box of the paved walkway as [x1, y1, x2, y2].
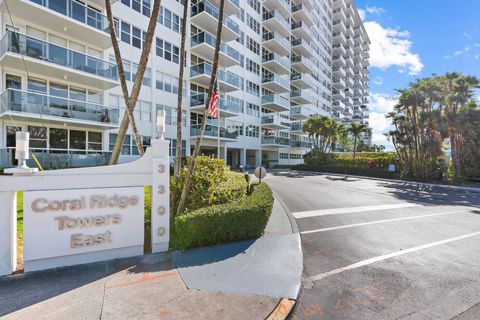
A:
[0, 195, 302, 320]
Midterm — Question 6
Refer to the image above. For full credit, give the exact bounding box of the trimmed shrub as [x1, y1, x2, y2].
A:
[171, 157, 247, 213]
[174, 183, 274, 250]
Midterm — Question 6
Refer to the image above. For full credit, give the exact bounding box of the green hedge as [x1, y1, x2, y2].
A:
[173, 183, 274, 250]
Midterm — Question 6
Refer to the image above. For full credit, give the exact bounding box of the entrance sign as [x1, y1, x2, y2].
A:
[24, 187, 144, 269]
[0, 137, 170, 275]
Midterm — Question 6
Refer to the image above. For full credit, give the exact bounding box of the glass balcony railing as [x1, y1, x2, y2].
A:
[190, 62, 240, 88]
[262, 10, 290, 32]
[262, 73, 290, 88]
[262, 31, 291, 50]
[291, 72, 312, 82]
[29, 0, 109, 33]
[290, 106, 309, 117]
[291, 55, 314, 68]
[290, 140, 310, 148]
[262, 52, 290, 70]
[290, 121, 304, 131]
[261, 95, 290, 109]
[261, 114, 291, 128]
[191, 1, 240, 35]
[0, 31, 118, 80]
[190, 93, 242, 114]
[0, 88, 119, 125]
[191, 31, 240, 63]
[291, 90, 313, 102]
[261, 136, 290, 146]
[190, 124, 239, 139]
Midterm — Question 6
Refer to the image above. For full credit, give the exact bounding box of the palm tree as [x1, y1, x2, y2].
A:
[173, 0, 190, 180]
[348, 122, 371, 165]
[106, 0, 162, 164]
[176, 0, 226, 216]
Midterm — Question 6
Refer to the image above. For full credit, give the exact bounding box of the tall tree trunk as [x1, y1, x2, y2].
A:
[106, 0, 162, 165]
[173, 0, 190, 180]
[353, 136, 357, 167]
[176, 0, 225, 216]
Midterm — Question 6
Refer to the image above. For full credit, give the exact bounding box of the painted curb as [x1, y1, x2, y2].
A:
[281, 169, 480, 193]
[266, 298, 296, 320]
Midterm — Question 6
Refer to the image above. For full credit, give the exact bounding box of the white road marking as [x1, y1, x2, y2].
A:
[293, 203, 422, 219]
[304, 231, 480, 283]
[301, 210, 469, 234]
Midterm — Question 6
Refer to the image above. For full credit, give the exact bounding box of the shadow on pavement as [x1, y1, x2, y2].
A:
[380, 182, 480, 208]
[0, 253, 175, 317]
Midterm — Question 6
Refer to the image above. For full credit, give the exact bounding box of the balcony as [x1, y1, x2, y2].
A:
[332, 100, 344, 111]
[333, 8, 347, 21]
[291, 55, 314, 73]
[262, 10, 291, 38]
[262, 0, 291, 18]
[290, 121, 304, 133]
[333, 19, 346, 34]
[261, 95, 290, 112]
[190, 123, 238, 141]
[333, 66, 346, 78]
[2, 0, 112, 49]
[261, 114, 290, 130]
[291, 38, 313, 58]
[262, 73, 290, 94]
[333, 32, 347, 45]
[190, 93, 242, 117]
[290, 140, 311, 148]
[343, 107, 352, 116]
[344, 88, 353, 97]
[290, 72, 313, 89]
[332, 55, 346, 67]
[262, 52, 290, 75]
[290, 106, 311, 120]
[0, 88, 119, 129]
[332, 89, 345, 100]
[0, 31, 118, 89]
[333, 78, 346, 89]
[291, 3, 313, 26]
[342, 97, 353, 106]
[290, 90, 313, 105]
[191, 31, 240, 67]
[207, 0, 240, 15]
[191, 1, 240, 42]
[332, 43, 346, 56]
[291, 21, 313, 42]
[262, 31, 291, 56]
[261, 136, 290, 147]
[190, 62, 240, 93]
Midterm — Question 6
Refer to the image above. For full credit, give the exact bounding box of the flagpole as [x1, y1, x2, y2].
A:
[217, 102, 221, 160]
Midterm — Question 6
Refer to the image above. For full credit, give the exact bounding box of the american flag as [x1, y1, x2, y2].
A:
[208, 77, 219, 118]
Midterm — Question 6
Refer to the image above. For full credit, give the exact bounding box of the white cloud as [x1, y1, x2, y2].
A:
[364, 21, 424, 75]
[366, 6, 386, 16]
[372, 76, 383, 86]
[444, 43, 480, 59]
[368, 93, 398, 150]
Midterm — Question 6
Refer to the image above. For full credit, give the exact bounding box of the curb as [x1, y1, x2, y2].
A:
[272, 191, 299, 234]
[281, 169, 480, 193]
[266, 298, 296, 320]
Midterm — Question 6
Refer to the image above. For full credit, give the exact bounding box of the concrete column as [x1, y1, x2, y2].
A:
[151, 139, 170, 253]
[0, 191, 16, 276]
[256, 150, 262, 167]
[240, 148, 246, 167]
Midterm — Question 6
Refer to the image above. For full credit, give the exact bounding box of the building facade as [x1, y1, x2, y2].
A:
[0, 0, 369, 170]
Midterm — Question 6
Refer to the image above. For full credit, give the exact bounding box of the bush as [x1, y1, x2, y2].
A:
[173, 183, 274, 250]
[171, 157, 246, 213]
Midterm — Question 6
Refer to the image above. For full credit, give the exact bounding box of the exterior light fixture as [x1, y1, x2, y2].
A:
[5, 131, 38, 175]
[156, 110, 166, 139]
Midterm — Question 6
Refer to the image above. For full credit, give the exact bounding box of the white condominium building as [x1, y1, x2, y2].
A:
[0, 0, 369, 169]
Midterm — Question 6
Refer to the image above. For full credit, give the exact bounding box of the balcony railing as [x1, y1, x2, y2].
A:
[290, 121, 303, 131]
[0, 31, 117, 80]
[190, 124, 239, 139]
[262, 73, 290, 88]
[28, 0, 109, 33]
[262, 52, 290, 70]
[290, 140, 310, 148]
[191, 31, 240, 63]
[261, 114, 291, 128]
[262, 10, 290, 32]
[0, 88, 119, 125]
[262, 31, 291, 50]
[261, 95, 290, 109]
[261, 136, 290, 146]
[190, 62, 240, 88]
[190, 93, 242, 114]
[191, 1, 240, 35]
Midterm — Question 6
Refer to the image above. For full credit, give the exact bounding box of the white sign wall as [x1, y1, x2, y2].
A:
[23, 187, 144, 271]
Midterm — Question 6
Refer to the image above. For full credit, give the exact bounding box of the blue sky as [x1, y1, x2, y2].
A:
[354, 0, 480, 147]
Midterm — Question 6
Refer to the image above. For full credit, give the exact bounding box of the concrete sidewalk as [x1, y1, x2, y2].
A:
[0, 195, 302, 320]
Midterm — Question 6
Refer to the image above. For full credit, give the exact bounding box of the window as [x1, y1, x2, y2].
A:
[247, 14, 260, 34]
[246, 81, 260, 97]
[70, 130, 86, 150]
[247, 36, 260, 55]
[6, 126, 20, 147]
[132, 26, 142, 48]
[246, 125, 259, 138]
[246, 102, 260, 117]
[158, 7, 181, 33]
[248, 0, 260, 14]
[28, 126, 47, 148]
[156, 38, 164, 57]
[109, 133, 131, 155]
[246, 58, 260, 75]
[156, 38, 179, 64]
[88, 132, 102, 151]
[121, 21, 131, 44]
[280, 153, 289, 159]
[50, 128, 68, 149]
